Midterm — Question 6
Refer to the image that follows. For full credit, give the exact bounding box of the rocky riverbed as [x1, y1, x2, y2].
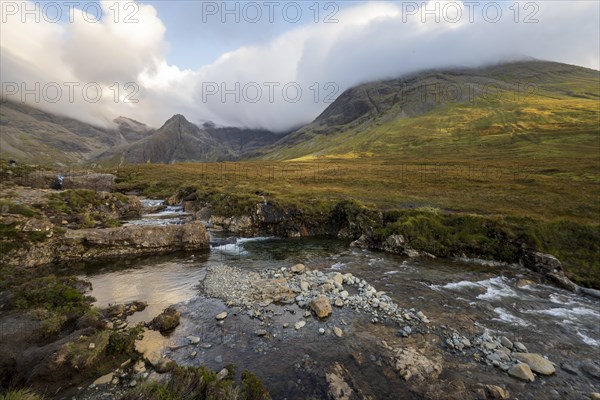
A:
[75, 236, 600, 399]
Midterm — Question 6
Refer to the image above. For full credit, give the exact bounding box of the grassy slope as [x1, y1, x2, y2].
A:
[262, 63, 599, 160]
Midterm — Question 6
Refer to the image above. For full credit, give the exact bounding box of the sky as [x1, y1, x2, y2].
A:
[1, 0, 599, 132]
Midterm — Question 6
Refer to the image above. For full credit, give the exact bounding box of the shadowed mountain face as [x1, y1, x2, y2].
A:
[98, 115, 283, 164]
[0, 101, 152, 164]
[0, 103, 283, 165]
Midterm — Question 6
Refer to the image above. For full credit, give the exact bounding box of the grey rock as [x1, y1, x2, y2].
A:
[187, 336, 201, 345]
[500, 336, 513, 350]
[513, 342, 527, 352]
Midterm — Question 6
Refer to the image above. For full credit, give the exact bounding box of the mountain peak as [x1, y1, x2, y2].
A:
[159, 114, 197, 133]
[164, 113, 190, 124]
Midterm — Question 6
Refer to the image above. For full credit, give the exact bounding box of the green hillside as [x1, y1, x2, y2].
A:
[258, 61, 599, 161]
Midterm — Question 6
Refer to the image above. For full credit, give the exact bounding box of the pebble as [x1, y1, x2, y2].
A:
[215, 312, 228, 320]
[295, 321, 306, 330]
[255, 329, 268, 337]
[400, 326, 412, 337]
[318, 328, 325, 335]
[334, 298, 344, 307]
[88, 343, 96, 350]
[187, 336, 201, 345]
[216, 368, 229, 381]
[333, 327, 343, 338]
[202, 343, 213, 349]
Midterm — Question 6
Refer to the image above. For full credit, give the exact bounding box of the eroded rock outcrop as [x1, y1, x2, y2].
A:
[522, 251, 577, 292]
[3, 221, 209, 267]
[61, 221, 209, 260]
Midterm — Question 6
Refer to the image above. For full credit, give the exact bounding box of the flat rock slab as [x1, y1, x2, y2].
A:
[135, 329, 167, 367]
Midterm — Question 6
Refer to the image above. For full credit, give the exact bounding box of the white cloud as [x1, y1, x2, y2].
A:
[1, 0, 598, 132]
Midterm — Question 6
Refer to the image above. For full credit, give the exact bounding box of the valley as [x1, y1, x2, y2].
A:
[0, 60, 599, 400]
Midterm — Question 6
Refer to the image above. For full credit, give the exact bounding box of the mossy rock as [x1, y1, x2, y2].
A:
[148, 307, 180, 332]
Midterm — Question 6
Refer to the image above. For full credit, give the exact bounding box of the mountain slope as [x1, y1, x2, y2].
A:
[255, 61, 600, 160]
[0, 101, 153, 164]
[97, 115, 284, 164]
[0, 101, 283, 165]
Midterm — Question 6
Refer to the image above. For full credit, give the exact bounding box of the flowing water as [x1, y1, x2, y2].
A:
[76, 203, 600, 399]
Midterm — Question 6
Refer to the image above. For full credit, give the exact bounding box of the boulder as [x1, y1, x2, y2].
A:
[521, 251, 576, 291]
[508, 363, 535, 382]
[154, 358, 175, 373]
[310, 296, 333, 319]
[291, 263, 305, 274]
[512, 353, 555, 375]
[485, 385, 510, 399]
[149, 307, 180, 332]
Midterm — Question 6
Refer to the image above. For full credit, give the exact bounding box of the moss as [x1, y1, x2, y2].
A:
[80, 213, 96, 228]
[8, 274, 94, 337]
[0, 388, 46, 400]
[62, 330, 111, 370]
[241, 370, 271, 400]
[123, 365, 270, 400]
[148, 307, 181, 332]
[375, 209, 524, 262]
[44, 189, 130, 229]
[0, 223, 50, 254]
[106, 325, 143, 357]
[103, 217, 121, 228]
[0, 200, 39, 217]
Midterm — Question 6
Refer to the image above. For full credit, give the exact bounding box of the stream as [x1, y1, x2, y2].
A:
[76, 201, 600, 399]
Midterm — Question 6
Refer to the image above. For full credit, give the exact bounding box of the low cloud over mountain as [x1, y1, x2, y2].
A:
[1, 1, 598, 132]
